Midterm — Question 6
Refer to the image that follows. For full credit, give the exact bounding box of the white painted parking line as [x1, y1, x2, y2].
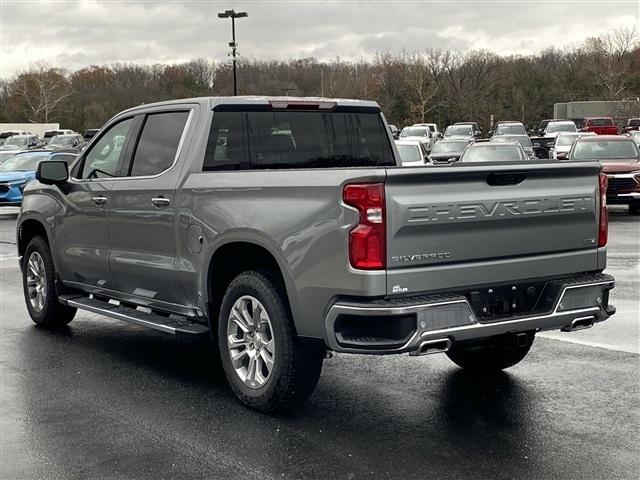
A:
[539, 333, 639, 354]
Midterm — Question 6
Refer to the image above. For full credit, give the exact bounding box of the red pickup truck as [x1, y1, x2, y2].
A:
[581, 117, 619, 135]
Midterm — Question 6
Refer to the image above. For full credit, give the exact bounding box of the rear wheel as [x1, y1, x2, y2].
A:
[446, 332, 535, 372]
[218, 270, 323, 412]
[22, 236, 76, 327]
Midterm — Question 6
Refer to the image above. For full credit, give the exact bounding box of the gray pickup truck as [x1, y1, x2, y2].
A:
[17, 97, 615, 411]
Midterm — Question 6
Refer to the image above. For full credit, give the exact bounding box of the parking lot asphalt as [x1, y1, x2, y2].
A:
[1, 206, 638, 479]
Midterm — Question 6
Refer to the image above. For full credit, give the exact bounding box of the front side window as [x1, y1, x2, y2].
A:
[80, 117, 135, 179]
[203, 109, 394, 170]
[128, 111, 189, 177]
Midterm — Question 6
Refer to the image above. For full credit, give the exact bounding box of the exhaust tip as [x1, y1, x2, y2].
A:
[411, 338, 452, 356]
[562, 316, 595, 332]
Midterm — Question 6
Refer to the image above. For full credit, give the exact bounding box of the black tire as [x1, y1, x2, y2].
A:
[22, 236, 76, 328]
[629, 204, 640, 215]
[217, 270, 323, 412]
[446, 332, 535, 372]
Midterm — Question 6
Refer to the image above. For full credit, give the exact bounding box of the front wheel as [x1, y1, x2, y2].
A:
[22, 236, 76, 327]
[446, 332, 535, 372]
[218, 270, 323, 412]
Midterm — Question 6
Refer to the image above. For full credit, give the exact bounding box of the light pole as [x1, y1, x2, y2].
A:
[218, 9, 248, 96]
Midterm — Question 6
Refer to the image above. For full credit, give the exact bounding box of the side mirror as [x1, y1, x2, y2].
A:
[36, 160, 68, 185]
[556, 152, 568, 160]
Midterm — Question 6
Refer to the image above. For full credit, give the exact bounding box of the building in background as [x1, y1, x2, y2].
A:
[554, 100, 640, 128]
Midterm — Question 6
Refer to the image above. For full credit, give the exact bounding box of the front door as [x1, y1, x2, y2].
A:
[56, 116, 138, 290]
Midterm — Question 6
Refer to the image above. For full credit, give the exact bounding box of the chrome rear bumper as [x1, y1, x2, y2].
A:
[324, 273, 615, 355]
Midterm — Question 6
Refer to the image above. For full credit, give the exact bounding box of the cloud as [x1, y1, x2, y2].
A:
[0, 0, 638, 78]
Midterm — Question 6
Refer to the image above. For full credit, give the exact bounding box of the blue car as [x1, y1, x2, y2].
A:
[0, 150, 77, 206]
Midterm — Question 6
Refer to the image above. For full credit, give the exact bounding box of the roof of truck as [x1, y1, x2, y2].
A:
[119, 96, 381, 116]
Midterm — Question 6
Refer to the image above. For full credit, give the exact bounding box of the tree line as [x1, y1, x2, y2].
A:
[1, 27, 638, 133]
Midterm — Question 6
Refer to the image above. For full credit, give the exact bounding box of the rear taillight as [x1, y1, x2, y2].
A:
[598, 173, 608, 247]
[343, 183, 385, 270]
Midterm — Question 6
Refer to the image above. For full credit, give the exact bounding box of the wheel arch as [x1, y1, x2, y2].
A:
[17, 217, 52, 260]
[204, 240, 298, 335]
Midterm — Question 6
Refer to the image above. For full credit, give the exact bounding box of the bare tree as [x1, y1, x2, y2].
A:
[13, 62, 73, 123]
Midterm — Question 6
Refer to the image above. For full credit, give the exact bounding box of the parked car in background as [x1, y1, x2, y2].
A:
[443, 124, 474, 141]
[413, 123, 441, 139]
[388, 124, 400, 139]
[454, 121, 482, 138]
[490, 134, 535, 158]
[427, 139, 468, 163]
[543, 120, 577, 138]
[0, 134, 41, 151]
[536, 119, 555, 136]
[530, 136, 555, 159]
[395, 139, 428, 166]
[458, 142, 529, 162]
[549, 132, 596, 159]
[0, 149, 77, 206]
[0, 131, 32, 146]
[569, 135, 640, 214]
[399, 125, 434, 151]
[47, 134, 86, 151]
[42, 129, 76, 145]
[622, 118, 640, 134]
[83, 129, 100, 141]
[581, 117, 618, 135]
[492, 121, 527, 136]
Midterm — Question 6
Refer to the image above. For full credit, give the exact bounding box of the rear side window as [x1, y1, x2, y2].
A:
[129, 111, 189, 177]
[203, 109, 394, 170]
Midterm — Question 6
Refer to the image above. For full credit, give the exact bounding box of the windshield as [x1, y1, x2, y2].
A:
[555, 134, 581, 147]
[587, 118, 613, 127]
[44, 131, 61, 139]
[572, 140, 639, 161]
[495, 124, 526, 135]
[491, 135, 532, 148]
[4, 137, 28, 147]
[460, 145, 526, 162]
[401, 127, 429, 138]
[629, 119, 640, 127]
[396, 144, 422, 164]
[547, 123, 577, 133]
[431, 141, 467, 154]
[0, 154, 48, 172]
[445, 125, 472, 136]
[49, 136, 74, 146]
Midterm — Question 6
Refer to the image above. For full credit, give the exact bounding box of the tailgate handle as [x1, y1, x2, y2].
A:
[487, 172, 527, 186]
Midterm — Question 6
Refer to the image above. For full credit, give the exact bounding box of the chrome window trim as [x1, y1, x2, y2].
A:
[71, 108, 194, 183]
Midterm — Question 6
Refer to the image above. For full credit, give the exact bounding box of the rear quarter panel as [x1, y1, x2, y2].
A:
[175, 168, 389, 338]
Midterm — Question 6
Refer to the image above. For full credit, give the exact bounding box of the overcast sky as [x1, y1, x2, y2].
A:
[1, 0, 638, 78]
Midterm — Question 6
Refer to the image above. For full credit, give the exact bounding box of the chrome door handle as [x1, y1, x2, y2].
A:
[92, 196, 108, 206]
[151, 197, 171, 207]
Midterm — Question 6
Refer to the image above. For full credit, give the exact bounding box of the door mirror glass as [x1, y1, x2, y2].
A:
[37, 160, 68, 185]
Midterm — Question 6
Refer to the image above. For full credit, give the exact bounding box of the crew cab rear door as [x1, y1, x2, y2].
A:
[384, 161, 602, 295]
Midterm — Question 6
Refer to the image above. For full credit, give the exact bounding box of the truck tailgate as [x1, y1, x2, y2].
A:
[384, 161, 602, 295]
